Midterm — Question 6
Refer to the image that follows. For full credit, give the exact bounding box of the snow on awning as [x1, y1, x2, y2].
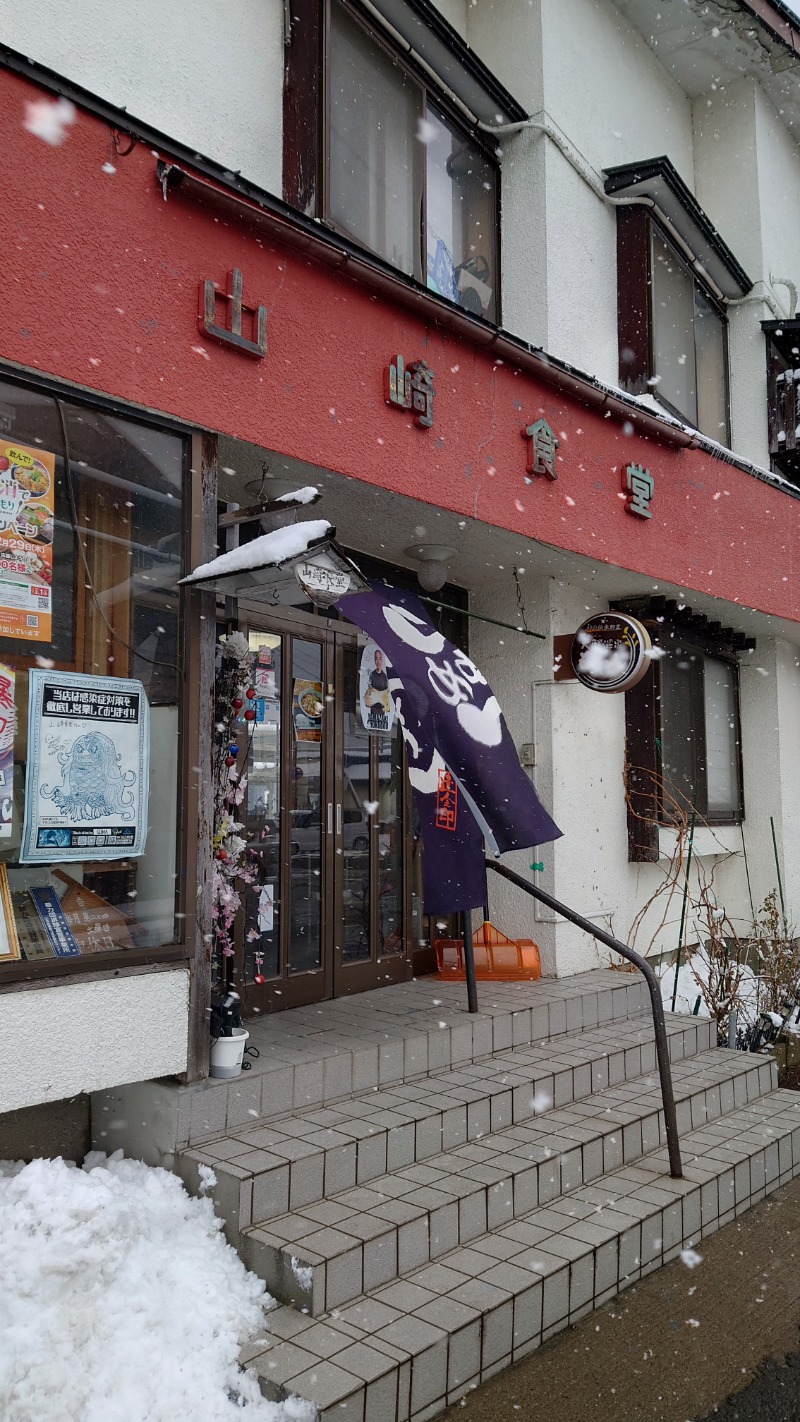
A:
[180, 520, 368, 606]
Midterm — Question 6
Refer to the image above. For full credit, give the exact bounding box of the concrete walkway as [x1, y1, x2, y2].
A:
[443, 1169, 800, 1422]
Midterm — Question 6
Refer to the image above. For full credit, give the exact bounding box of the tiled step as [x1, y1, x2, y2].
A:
[240, 1047, 775, 1315]
[241, 1085, 800, 1422]
[178, 1011, 711, 1242]
[181, 970, 650, 1144]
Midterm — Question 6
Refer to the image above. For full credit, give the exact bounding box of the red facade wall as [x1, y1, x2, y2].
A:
[2, 66, 799, 625]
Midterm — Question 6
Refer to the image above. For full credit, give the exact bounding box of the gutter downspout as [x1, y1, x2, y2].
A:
[479, 115, 791, 319]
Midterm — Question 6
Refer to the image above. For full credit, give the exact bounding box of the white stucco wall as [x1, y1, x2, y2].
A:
[0, 0, 284, 194]
[0, 968, 189, 1113]
[471, 566, 800, 980]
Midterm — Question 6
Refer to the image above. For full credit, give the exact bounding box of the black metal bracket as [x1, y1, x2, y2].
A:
[485, 858, 683, 1178]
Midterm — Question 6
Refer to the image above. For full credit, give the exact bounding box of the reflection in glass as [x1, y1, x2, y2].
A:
[343, 647, 370, 961]
[289, 640, 323, 973]
[243, 633, 281, 983]
[329, 0, 422, 278]
[426, 105, 497, 321]
[378, 727, 403, 955]
[0, 380, 183, 960]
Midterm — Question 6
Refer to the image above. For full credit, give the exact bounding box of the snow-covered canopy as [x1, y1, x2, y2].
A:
[182, 519, 332, 585]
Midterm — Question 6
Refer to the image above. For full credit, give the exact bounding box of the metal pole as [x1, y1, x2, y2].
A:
[671, 809, 696, 1013]
[463, 910, 479, 1014]
[486, 858, 683, 1178]
[770, 815, 788, 935]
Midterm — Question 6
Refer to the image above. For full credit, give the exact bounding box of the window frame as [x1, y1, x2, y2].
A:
[616, 205, 730, 444]
[622, 612, 745, 861]
[763, 318, 800, 486]
[0, 364, 203, 989]
[285, 0, 502, 322]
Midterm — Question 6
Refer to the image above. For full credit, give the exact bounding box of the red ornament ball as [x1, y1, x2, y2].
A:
[232, 697, 243, 711]
[225, 755, 236, 767]
[244, 708, 256, 722]
[218, 848, 228, 861]
[245, 686, 257, 700]
[254, 974, 265, 985]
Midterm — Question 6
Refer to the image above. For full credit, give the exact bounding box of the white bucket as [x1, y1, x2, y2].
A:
[209, 1026, 249, 1079]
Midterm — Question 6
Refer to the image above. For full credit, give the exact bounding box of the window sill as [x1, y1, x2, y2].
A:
[657, 825, 742, 860]
[0, 945, 191, 991]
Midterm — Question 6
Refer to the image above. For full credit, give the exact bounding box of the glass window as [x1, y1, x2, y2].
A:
[0, 378, 184, 967]
[329, 2, 423, 278]
[648, 226, 729, 442]
[425, 106, 496, 319]
[658, 644, 741, 822]
[328, 1, 498, 320]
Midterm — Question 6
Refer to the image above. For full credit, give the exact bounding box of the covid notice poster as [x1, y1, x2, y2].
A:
[21, 671, 150, 863]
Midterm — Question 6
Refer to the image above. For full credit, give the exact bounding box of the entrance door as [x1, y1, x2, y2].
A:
[233, 610, 411, 1013]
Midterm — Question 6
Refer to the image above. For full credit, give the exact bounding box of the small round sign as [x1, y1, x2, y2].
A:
[570, 612, 652, 693]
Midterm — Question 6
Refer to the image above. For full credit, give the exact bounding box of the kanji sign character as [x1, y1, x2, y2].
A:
[523, 418, 559, 480]
[624, 462, 654, 518]
[386, 355, 435, 428]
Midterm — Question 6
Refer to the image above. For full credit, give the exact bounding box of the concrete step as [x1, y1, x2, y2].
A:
[240, 1084, 800, 1422]
[176, 970, 651, 1146]
[240, 1046, 775, 1315]
[177, 1010, 712, 1242]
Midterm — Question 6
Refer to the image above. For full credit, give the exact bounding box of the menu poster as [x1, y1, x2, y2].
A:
[292, 678, 323, 744]
[0, 441, 55, 643]
[21, 671, 150, 863]
[0, 662, 14, 837]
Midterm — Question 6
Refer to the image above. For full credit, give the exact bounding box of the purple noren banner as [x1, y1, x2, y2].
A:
[336, 585, 561, 913]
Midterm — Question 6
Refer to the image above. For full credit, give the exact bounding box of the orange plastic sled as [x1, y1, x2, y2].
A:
[434, 921, 542, 982]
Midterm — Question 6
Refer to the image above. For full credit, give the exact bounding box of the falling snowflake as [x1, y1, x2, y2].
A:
[24, 96, 77, 146]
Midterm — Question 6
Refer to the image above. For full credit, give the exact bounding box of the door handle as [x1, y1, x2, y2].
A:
[336, 804, 342, 836]
[327, 802, 333, 834]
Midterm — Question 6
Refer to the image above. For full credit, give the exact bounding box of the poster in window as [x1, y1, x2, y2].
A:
[292, 679, 323, 743]
[0, 661, 14, 837]
[21, 671, 150, 863]
[0, 441, 55, 643]
[359, 642, 395, 735]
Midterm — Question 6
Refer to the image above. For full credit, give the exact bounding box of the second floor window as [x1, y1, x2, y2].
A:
[617, 207, 730, 444]
[286, 0, 500, 322]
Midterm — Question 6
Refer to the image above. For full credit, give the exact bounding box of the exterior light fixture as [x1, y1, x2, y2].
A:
[404, 544, 456, 593]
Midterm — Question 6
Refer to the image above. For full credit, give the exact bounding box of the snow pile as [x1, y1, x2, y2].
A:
[660, 954, 759, 1021]
[0, 1152, 314, 1422]
[184, 520, 332, 583]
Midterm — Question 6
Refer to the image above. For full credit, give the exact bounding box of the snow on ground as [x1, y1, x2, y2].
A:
[0, 1152, 315, 1422]
[659, 954, 760, 1022]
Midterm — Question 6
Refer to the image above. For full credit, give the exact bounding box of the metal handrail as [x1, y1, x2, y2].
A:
[485, 859, 683, 1178]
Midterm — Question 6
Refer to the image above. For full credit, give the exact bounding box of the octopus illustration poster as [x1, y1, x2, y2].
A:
[0, 441, 55, 643]
[21, 671, 150, 863]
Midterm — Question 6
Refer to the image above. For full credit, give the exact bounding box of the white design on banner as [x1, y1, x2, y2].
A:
[456, 695, 503, 747]
[407, 747, 449, 795]
[382, 604, 446, 654]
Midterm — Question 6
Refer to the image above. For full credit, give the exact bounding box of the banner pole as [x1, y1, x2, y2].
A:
[463, 910, 479, 1014]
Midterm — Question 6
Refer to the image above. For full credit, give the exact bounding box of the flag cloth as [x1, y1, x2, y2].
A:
[336, 584, 562, 912]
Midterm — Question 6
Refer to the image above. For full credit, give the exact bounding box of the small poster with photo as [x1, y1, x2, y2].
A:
[0, 440, 55, 643]
[359, 642, 395, 735]
[292, 679, 323, 743]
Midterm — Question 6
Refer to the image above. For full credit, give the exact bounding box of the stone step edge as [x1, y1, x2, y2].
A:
[240, 1049, 775, 1315]
[241, 1087, 800, 1422]
[178, 1013, 714, 1242]
[185, 976, 652, 1145]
